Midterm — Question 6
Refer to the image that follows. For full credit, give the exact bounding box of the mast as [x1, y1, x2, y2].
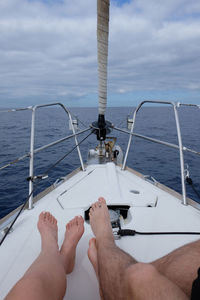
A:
[94, 0, 110, 141]
[98, 0, 110, 116]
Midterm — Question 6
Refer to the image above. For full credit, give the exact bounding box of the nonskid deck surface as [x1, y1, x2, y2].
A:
[1, 162, 200, 299]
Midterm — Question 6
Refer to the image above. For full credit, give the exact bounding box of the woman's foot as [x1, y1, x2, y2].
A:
[37, 211, 58, 252]
[89, 197, 114, 243]
[60, 216, 84, 274]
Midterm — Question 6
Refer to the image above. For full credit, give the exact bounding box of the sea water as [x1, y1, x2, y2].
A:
[0, 106, 200, 219]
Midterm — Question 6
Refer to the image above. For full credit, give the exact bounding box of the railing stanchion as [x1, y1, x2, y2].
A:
[122, 100, 188, 205]
[173, 103, 187, 205]
[122, 109, 137, 170]
[28, 107, 35, 209]
[66, 109, 85, 171]
[27, 103, 86, 209]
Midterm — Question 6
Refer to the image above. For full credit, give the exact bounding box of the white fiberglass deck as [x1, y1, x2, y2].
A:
[1, 162, 200, 299]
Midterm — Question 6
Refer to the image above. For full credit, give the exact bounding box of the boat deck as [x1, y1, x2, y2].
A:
[1, 162, 200, 299]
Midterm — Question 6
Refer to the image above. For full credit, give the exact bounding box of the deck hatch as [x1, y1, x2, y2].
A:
[84, 205, 130, 222]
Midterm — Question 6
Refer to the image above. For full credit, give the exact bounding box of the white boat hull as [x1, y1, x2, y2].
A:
[0, 162, 200, 299]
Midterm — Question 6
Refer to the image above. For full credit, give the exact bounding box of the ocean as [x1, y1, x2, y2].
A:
[0, 105, 200, 219]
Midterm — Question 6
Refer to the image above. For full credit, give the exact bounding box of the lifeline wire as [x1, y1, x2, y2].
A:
[39, 130, 94, 179]
[0, 130, 94, 246]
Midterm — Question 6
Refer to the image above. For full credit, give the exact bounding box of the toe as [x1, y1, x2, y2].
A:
[74, 217, 78, 226]
[46, 212, 50, 221]
[99, 197, 106, 205]
[89, 237, 96, 247]
[39, 211, 45, 221]
[75, 216, 79, 226]
[96, 201, 100, 208]
[52, 216, 57, 225]
[69, 219, 73, 227]
[49, 214, 53, 223]
[43, 212, 48, 221]
[78, 216, 84, 224]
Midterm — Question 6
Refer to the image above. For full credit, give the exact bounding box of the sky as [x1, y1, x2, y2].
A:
[0, 0, 200, 107]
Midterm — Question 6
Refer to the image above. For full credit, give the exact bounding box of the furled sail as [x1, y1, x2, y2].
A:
[97, 0, 110, 115]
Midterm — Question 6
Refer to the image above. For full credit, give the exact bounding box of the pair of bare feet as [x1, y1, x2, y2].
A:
[37, 197, 112, 277]
[37, 212, 84, 274]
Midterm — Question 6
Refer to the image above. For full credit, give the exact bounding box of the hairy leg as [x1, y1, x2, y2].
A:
[88, 237, 189, 300]
[88, 238, 104, 300]
[5, 212, 84, 300]
[125, 263, 189, 300]
[89, 197, 137, 300]
[152, 239, 200, 296]
[89, 197, 190, 300]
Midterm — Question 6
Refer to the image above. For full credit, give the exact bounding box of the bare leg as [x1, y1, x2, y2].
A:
[60, 215, 84, 274]
[5, 212, 84, 300]
[125, 263, 189, 300]
[89, 198, 189, 300]
[89, 197, 137, 300]
[152, 239, 200, 296]
[88, 238, 104, 300]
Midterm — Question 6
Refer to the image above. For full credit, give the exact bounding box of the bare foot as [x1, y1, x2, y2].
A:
[89, 197, 114, 242]
[37, 211, 58, 252]
[88, 238, 105, 300]
[88, 238, 99, 278]
[60, 216, 84, 274]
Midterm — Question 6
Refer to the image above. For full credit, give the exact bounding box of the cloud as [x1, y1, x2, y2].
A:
[0, 0, 200, 107]
[108, 0, 200, 96]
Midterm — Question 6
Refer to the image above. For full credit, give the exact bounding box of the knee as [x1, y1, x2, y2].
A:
[125, 263, 158, 288]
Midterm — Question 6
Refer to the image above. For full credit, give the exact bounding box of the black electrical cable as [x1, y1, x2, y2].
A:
[0, 130, 93, 247]
[186, 177, 200, 200]
[118, 229, 200, 237]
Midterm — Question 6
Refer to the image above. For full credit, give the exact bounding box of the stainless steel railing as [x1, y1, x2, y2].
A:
[0, 103, 90, 209]
[118, 100, 200, 206]
[1, 101, 200, 208]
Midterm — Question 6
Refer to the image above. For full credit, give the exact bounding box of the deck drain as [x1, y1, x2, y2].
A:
[130, 189, 140, 194]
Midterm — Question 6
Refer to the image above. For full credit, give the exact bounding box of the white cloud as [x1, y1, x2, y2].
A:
[0, 0, 200, 107]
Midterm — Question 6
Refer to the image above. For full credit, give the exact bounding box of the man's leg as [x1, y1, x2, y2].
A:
[5, 212, 84, 300]
[152, 239, 200, 297]
[89, 197, 136, 300]
[89, 198, 189, 300]
[88, 238, 105, 300]
[124, 263, 189, 300]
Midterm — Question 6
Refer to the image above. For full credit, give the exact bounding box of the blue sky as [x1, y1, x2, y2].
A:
[0, 0, 200, 107]
[113, 0, 131, 6]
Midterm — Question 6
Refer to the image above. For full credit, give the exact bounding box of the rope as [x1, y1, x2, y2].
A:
[186, 177, 200, 200]
[0, 130, 93, 246]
